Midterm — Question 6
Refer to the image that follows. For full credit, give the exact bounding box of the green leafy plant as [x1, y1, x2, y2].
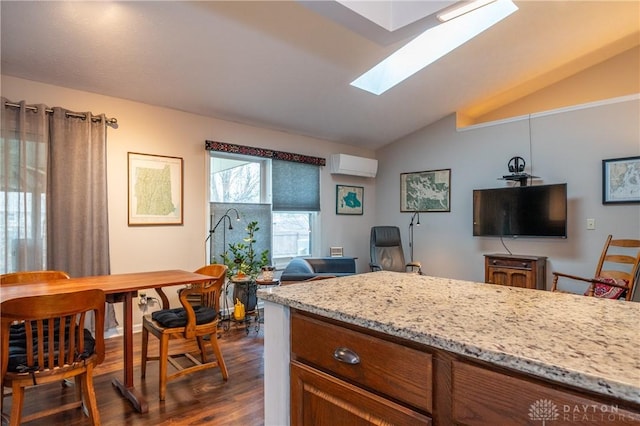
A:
[220, 221, 270, 279]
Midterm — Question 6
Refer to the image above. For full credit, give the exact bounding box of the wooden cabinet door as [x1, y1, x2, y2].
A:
[487, 267, 532, 288]
[291, 361, 432, 426]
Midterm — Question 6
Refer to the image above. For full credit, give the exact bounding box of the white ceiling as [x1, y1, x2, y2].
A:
[1, 1, 638, 150]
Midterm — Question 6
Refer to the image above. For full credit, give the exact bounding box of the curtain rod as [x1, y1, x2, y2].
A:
[3, 101, 117, 125]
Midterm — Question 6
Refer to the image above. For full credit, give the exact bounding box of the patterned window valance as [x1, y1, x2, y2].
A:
[205, 140, 326, 166]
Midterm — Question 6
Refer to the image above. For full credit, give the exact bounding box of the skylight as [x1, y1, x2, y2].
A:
[350, 0, 518, 95]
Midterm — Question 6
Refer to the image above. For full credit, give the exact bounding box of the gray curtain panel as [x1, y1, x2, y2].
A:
[48, 107, 117, 330]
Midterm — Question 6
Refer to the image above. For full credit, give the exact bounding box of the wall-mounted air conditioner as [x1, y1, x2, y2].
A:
[329, 154, 378, 178]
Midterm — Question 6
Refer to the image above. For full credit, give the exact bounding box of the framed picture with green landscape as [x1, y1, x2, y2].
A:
[128, 152, 184, 226]
[400, 169, 451, 212]
[336, 185, 363, 215]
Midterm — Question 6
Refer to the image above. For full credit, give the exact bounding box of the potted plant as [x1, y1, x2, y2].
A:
[220, 221, 270, 315]
[220, 220, 270, 280]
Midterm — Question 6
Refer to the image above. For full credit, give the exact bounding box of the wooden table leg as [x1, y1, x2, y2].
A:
[111, 291, 149, 413]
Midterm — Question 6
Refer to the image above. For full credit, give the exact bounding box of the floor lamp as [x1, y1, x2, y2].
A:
[408, 211, 420, 263]
[206, 208, 241, 264]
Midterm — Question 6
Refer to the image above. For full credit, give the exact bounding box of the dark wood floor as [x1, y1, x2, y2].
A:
[3, 318, 265, 425]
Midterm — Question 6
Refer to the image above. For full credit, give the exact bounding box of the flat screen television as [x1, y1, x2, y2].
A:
[473, 183, 567, 238]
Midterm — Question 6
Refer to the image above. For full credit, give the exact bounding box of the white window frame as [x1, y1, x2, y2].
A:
[208, 152, 320, 269]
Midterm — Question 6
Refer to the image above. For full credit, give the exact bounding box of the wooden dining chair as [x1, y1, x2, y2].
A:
[0, 270, 70, 285]
[1, 270, 74, 396]
[552, 235, 640, 300]
[1, 289, 105, 425]
[141, 264, 229, 401]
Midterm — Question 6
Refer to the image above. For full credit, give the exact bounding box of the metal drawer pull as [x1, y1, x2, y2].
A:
[333, 347, 360, 365]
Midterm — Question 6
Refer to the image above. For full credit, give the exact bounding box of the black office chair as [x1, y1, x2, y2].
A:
[369, 226, 422, 274]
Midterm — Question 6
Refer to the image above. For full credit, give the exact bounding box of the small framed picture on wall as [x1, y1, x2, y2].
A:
[128, 152, 184, 225]
[602, 156, 640, 204]
[336, 185, 364, 215]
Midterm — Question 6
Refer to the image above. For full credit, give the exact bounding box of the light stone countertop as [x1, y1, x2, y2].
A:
[257, 271, 640, 404]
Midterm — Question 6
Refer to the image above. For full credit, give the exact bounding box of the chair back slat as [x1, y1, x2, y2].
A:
[47, 318, 55, 369]
[26, 321, 36, 368]
[72, 313, 83, 365]
[64, 317, 73, 366]
[603, 254, 638, 265]
[599, 270, 633, 281]
[610, 239, 640, 248]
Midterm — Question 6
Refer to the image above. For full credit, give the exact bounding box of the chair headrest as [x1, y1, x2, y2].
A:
[371, 226, 402, 247]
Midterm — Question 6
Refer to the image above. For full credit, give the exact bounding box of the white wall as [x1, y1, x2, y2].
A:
[376, 96, 640, 292]
[1, 75, 377, 328]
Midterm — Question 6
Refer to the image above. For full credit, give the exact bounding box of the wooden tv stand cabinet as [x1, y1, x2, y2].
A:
[484, 253, 547, 290]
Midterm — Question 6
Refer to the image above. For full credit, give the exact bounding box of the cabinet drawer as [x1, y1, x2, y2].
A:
[452, 360, 640, 425]
[291, 312, 433, 413]
[291, 361, 432, 426]
[486, 257, 532, 270]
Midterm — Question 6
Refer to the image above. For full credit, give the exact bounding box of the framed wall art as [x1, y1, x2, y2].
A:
[336, 185, 363, 215]
[400, 168, 451, 212]
[602, 156, 640, 204]
[128, 152, 184, 225]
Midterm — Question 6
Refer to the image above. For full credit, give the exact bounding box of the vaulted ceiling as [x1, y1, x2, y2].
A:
[1, 1, 638, 149]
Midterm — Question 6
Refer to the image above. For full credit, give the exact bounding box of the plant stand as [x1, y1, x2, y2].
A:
[222, 279, 260, 335]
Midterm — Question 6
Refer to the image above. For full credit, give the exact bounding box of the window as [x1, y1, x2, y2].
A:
[272, 212, 313, 261]
[1, 133, 48, 273]
[209, 153, 320, 269]
[1, 190, 47, 272]
[210, 156, 265, 203]
[271, 160, 319, 267]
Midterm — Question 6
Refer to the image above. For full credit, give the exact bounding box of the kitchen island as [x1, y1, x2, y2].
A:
[257, 271, 640, 425]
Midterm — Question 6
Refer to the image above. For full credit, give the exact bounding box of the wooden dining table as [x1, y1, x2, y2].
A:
[0, 269, 214, 414]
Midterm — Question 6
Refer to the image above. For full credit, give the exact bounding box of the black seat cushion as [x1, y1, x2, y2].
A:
[8, 321, 96, 373]
[151, 306, 217, 328]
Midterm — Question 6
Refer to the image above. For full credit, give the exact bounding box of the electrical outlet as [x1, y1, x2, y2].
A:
[586, 218, 596, 230]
